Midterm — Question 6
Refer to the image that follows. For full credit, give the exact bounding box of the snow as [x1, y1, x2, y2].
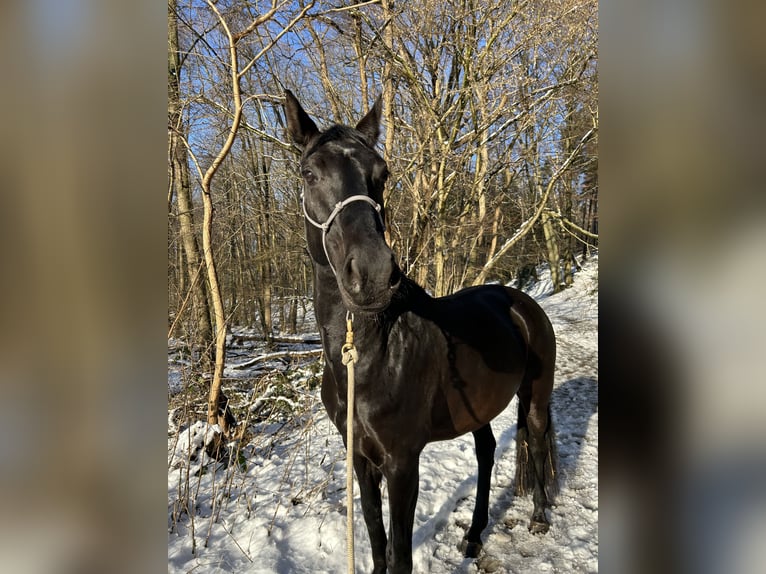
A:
[168, 254, 598, 573]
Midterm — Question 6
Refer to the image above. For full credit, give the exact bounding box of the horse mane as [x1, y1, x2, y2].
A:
[385, 274, 434, 320]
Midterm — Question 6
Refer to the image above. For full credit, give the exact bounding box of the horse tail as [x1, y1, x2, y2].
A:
[514, 401, 535, 496]
[541, 405, 559, 500]
[515, 403, 559, 501]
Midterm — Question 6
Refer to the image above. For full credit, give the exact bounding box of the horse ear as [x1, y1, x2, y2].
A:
[284, 90, 319, 147]
[355, 95, 382, 147]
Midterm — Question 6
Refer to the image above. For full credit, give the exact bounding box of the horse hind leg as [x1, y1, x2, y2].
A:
[459, 423, 496, 558]
[515, 379, 559, 534]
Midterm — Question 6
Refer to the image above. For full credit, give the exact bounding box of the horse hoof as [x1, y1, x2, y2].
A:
[528, 520, 550, 534]
[458, 537, 483, 558]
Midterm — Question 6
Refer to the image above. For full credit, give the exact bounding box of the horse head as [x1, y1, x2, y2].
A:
[284, 90, 401, 313]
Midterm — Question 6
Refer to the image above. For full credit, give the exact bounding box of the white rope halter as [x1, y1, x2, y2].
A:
[301, 192, 385, 276]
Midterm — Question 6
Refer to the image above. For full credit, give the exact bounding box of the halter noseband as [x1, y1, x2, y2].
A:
[301, 192, 385, 276]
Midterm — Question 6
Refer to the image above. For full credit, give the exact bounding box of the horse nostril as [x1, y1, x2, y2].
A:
[345, 257, 362, 294]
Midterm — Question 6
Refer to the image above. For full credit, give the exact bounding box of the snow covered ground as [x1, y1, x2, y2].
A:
[168, 254, 598, 573]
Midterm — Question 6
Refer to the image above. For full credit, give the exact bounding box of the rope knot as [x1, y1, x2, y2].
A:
[341, 344, 358, 365]
[342, 312, 356, 365]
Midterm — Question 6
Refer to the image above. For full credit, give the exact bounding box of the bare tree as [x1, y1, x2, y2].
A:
[334, 0, 598, 294]
[168, 0, 213, 369]
[171, 0, 315, 434]
[168, 0, 599, 418]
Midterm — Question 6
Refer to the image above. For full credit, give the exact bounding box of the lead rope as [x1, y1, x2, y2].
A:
[341, 311, 358, 574]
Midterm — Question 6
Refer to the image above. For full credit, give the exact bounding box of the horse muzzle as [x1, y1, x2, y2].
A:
[339, 251, 401, 313]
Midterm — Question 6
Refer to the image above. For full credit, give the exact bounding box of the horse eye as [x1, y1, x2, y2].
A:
[301, 169, 316, 184]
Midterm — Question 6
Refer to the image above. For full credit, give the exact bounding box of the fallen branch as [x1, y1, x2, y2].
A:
[231, 333, 321, 345]
[232, 349, 323, 370]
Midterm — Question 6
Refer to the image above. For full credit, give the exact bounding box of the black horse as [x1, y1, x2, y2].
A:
[284, 90, 558, 573]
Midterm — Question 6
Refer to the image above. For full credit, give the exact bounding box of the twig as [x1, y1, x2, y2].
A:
[325, 0, 381, 12]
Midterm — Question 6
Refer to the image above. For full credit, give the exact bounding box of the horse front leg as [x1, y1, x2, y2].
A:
[385, 459, 420, 574]
[354, 455, 387, 574]
[460, 423, 496, 557]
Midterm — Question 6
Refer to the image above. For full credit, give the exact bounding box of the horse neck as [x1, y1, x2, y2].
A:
[395, 275, 438, 321]
[312, 265, 346, 328]
[312, 264, 435, 337]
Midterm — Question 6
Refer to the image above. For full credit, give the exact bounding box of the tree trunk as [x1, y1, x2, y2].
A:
[381, 0, 397, 252]
[353, 14, 369, 108]
[381, 0, 396, 166]
[199, 0, 249, 435]
[168, 0, 213, 371]
[287, 298, 298, 334]
[244, 128, 274, 344]
[541, 210, 563, 293]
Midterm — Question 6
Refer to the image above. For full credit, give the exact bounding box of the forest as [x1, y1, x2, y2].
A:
[168, 0, 598, 426]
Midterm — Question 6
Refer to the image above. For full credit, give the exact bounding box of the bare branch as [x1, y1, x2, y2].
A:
[202, 0, 243, 191]
[472, 126, 596, 285]
[545, 209, 599, 239]
[233, 0, 279, 42]
[238, 1, 316, 79]
[324, 0, 381, 13]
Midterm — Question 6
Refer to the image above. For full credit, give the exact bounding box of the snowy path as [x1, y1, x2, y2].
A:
[168, 256, 598, 573]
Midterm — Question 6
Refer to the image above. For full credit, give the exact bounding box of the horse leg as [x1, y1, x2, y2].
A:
[385, 459, 419, 574]
[459, 423, 496, 558]
[354, 456, 387, 574]
[526, 401, 558, 533]
[516, 377, 559, 534]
